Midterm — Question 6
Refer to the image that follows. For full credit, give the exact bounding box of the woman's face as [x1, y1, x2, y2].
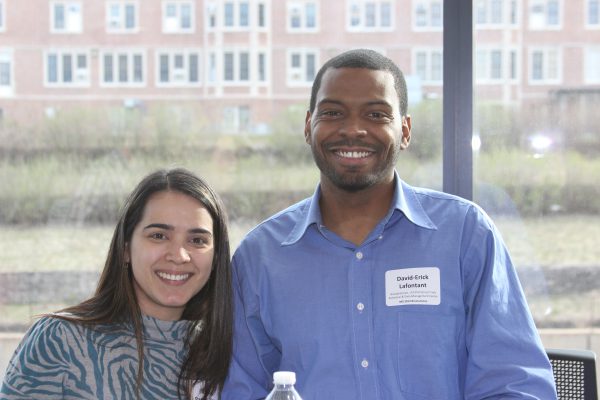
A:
[127, 190, 215, 321]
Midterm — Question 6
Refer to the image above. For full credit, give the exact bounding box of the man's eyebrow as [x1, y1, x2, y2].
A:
[143, 224, 212, 236]
[316, 98, 344, 108]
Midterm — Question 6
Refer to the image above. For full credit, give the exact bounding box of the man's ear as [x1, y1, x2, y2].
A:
[400, 115, 412, 150]
[304, 110, 312, 144]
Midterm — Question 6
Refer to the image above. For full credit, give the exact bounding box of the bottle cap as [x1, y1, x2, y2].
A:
[273, 371, 296, 385]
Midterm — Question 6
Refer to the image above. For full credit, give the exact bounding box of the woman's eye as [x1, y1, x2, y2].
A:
[191, 237, 208, 246]
[150, 232, 166, 240]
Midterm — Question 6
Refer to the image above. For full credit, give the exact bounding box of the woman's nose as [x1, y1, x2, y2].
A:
[166, 244, 191, 264]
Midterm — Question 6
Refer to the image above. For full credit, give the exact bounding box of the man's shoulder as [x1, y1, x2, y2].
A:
[245, 196, 311, 237]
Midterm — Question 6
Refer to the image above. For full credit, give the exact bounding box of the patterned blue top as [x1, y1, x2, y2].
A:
[1, 314, 192, 399]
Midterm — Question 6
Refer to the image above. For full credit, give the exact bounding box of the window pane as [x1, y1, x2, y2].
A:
[104, 54, 113, 82]
[189, 54, 199, 82]
[62, 54, 72, 82]
[160, 54, 169, 82]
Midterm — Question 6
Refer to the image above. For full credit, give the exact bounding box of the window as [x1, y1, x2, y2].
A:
[101, 50, 145, 86]
[413, 48, 443, 84]
[258, 52, 267, 82]
[223, 50, 251, 83]
[288, 1, 318, 31]
[0, 0, 5, 32]
[45, 49, 89, 86]
[162, 0, 194, 33]
[587, 0, 600, 27]
[529, 47, 561, 84]
[222, 106, 251, 134]
[528, 0, 561, 29]
[475, 0, 519, 27]
[475, 47, 518, 82]
[414, 0, 442, 30]
[584, 47, 600, 83]
[50, 1, 82, 33]
[0, 49, 12, 96]
[106, 1, 137, 32]
[156, 50, 201, 86]
[348, 0, 393, 31]
[223, 1, 250, 29]
[287, 49, 317, 86]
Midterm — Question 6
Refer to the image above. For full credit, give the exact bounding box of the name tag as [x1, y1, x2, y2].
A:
[385, 267, 441, 306]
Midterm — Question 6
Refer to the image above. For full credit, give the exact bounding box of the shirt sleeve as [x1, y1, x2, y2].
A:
[221, 253, 278, 400]
[1, 317, 69, 399]
[461, 206, 557, 399]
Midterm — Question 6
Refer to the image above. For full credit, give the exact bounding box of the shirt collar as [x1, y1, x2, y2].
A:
[283, 171, 436, 246]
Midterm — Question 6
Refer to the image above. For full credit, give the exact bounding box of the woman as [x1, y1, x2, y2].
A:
[1, 168, 233, 399]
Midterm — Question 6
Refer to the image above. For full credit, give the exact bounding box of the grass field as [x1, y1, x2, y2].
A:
[1, 215, 599, 328]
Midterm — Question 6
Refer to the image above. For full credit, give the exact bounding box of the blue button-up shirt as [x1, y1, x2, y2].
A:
[222, 173, 557, 400]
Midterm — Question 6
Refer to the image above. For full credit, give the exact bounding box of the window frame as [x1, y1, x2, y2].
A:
[44, 48, 90, 87]
[0, 0, 5, 32]
[584, 46, 600, 84]
[585, 0, 600, 29]
[162, 0, 195, 34]
[346, 0, 395, 32]
[99, 49, 146, 87]
[106, 1, 139, 33]
[50, 1, 83, 34]
[413, 0, 443, 32]
[286, 48, 318, 87]
[155, 49, 202, 87]
[287, 0, 319, 33]
[528, 46, 562, 85]
[0, 48, 13, 97]
[528, 0, 562, 30]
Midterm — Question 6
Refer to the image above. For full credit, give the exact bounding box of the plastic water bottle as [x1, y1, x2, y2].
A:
[265, 371, 303, 400]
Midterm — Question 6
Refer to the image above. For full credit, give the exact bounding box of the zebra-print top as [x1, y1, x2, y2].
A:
[1, 314, 193, 399]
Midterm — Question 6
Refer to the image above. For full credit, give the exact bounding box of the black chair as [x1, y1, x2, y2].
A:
[547, 348, 598, 400]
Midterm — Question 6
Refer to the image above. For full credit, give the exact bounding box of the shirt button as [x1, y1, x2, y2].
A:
[361, 359, 369, 368]
[355, 251, 363, 260]
[378, 234, 383, 240]
[356, 302, 365, 311]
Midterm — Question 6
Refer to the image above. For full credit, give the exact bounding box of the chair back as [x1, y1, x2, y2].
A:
[547, 348, 598, 400]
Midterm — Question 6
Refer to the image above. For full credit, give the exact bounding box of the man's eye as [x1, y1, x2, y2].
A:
[320, 110, 340, 117]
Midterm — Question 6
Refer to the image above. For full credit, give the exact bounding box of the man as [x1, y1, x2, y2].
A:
[222, 49, 557, 399]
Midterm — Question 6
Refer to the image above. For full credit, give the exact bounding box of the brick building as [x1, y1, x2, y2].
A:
[0, 0, 599, 134]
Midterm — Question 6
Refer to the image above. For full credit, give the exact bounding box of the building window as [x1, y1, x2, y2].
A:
[529, 47, 561, 84]
[224, 1, 250, 29]
[348, 0, 393, 31]
[0, 0, 5, 32]
[223, 50, 251, 83]
[414, 0, 442, 30]
[257, 2, 267, 28]
[287, 1, 318, 31]
[475, 0, 519, 27]
[106, 1, 138, 32]
[222, 106, 251, 134]
[584, 47, 600, 83]
[162, 0, 194, 33]
[528, 0, 561, 29]
[51, 1, 83, 33]
[414, 48, 443, 84]
[45, 50, 89, 86]
[156, 50, 200, 86]
[475, 48, 518, 83]
[287, 49, 317, 86]
[587, 0, 600, 27]
[0, 49, 12, 96]
[101, 50, 145, 86]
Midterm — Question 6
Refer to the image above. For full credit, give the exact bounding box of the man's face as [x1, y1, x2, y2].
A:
[305, 67, 411, 192]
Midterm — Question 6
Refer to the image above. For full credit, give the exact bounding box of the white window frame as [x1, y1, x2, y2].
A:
[222, 49, 252, 85]
[286, 48, 318, 87]
[528, 0, 562, 30]
[475, 0, 520, 28]
[100, 49, 146, 87]
[413, 0, 443, 31]
[221, 105, 251, 134]
[585, 0, 600, 28]
[50, 1, 83, 33]
[347, 0, 394, 32]
[257, 50, 269, 84]
[475, 46, 519, 84]
[106, 1, 139, 33]
[584, 46, 600, 83]
[44, 49, 90, 87]
[155, 49, 202, 87]
[223, 0, 251, 30]
[413, 47, 443, 85]
[0, 0, 6, 32]
[0, 48, 13, 97]
[162, 0, 195, 33]
[528, 46, 562, 84]
[287, 1, 319, 32]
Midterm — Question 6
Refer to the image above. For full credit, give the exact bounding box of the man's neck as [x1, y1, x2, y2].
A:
[319, 177, 395, 246]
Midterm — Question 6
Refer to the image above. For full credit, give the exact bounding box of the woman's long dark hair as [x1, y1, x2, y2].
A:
[53, 167, 233, 399]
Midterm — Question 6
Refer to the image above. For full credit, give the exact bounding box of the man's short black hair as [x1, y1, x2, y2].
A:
[309, 48, 408, 116]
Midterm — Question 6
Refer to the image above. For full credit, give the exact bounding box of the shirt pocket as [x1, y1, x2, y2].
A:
[396, 310, 461, 399]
